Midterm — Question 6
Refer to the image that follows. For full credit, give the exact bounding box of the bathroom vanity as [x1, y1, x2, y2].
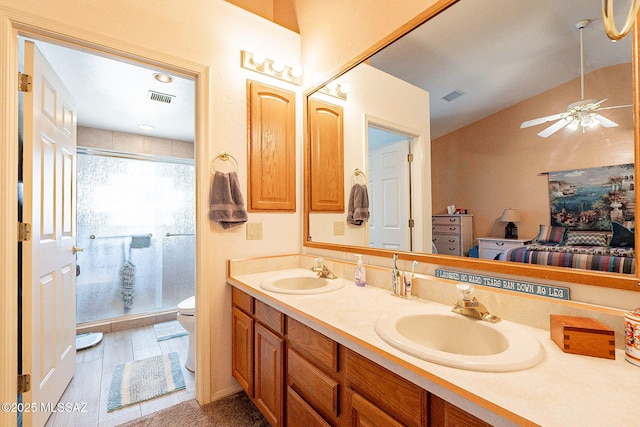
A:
[227, 255, 639, 426]
[231, 286, 488, 427]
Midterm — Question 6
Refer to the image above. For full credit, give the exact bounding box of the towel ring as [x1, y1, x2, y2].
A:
[211, 150, 239, 173]
[351, 168, 367, 185]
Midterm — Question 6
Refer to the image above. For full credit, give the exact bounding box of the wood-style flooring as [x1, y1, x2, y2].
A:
[44, 324, 195, 427]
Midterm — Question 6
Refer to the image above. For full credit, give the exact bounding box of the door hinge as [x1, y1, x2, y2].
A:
[408, 219, 415, 228]
[18, 72, 32, 93]
[17, 374, 31, 393]
[407, 153, 413, 163]
[18, 222, 31, 242]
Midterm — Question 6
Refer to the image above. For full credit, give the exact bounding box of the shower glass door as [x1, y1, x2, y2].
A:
[76, 151, 195, 324]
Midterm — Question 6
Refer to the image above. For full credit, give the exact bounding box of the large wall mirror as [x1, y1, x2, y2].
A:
[304, 0, 640, 291]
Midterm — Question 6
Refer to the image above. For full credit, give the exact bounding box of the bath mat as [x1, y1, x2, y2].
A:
[153, 320, 188, 342]
[108, 352, 185, 411]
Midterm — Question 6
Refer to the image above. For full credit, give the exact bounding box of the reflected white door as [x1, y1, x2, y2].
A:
[22, 40, 77, 427]
[368, 139, 411, 250]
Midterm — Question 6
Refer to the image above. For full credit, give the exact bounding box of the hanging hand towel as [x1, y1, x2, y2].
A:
[347, 184, 370, 226]
[209, 171, 248, 229]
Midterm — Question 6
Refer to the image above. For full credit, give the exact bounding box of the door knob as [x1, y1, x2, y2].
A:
[72, 246, 84, 254]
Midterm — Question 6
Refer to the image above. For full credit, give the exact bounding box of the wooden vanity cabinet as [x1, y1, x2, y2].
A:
[231, 288, 493, 427]
[231, 289, 285, 427]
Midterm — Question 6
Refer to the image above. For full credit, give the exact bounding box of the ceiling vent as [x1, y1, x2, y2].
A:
[147, 90, 175, 104]
[442, 89, 465, 102]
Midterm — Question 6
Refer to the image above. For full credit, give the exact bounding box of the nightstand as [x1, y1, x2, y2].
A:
[477, 237, 530, 260]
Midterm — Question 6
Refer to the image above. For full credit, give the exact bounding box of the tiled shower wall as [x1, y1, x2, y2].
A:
[78, 126, 194, 159]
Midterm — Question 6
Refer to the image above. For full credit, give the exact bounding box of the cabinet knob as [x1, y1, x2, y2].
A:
[496, 242, 504, 246]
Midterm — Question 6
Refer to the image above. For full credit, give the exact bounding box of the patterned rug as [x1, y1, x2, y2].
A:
[108, 352, 185, 411]
[153, 320, 188, 341]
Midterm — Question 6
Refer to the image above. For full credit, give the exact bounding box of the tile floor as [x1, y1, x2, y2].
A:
[44, 324, 195, 427]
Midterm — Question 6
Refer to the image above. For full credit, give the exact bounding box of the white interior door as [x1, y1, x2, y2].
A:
[368, 138, 411, 250]
[21, 40, 77, 427]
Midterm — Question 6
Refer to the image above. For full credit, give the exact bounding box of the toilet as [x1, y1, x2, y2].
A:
[177, 296, 196, 372]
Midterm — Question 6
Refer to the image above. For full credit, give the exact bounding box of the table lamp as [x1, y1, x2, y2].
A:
[500, 209, 521, 239]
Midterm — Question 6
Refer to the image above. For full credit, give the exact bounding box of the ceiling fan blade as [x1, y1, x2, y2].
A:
[597, 104, 633, 111]
[538, 118, 570, 137]
[520, 113, 566, 129]
[593, 114, 619, 128]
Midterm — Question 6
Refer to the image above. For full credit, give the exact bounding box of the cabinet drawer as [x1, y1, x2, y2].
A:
[287, 349, 339, 420]
[482, 240, 521, 249]
[232, 287, 253, 315]
[480, 249, 503, 260]
[432, 234, 460, 245]
[287, 317, 338, 373]
[434, 243, 461, 255]
[432, 215, 461, 225]
[344, 349, 424, 427]
[255, 299, 284, 335]
[287, 386, 331, 427]
[433, 224, 461, 234]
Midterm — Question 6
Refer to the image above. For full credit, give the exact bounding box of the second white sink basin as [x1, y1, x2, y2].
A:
[374, 304, 545, 372]
[260, 269, 345, 294]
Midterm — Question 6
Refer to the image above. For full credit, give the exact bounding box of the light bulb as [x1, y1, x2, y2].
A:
[251, 50, 266, 65]
[338, 82, 351, 94]
[290, 65, 303, 78]
[271, 59, 285, 73]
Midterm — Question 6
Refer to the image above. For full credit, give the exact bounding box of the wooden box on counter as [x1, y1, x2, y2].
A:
[550, 315, 615, 360]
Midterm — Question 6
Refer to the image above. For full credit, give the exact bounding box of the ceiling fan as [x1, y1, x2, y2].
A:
[520, 19, 632, 138]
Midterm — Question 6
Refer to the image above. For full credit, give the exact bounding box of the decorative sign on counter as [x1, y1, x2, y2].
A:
[435, 269, 570, 300]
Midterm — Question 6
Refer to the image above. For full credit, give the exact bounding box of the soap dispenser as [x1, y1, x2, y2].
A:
[355, 254, 366, 287]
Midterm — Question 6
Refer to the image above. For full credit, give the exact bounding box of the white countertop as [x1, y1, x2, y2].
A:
[228, 268, 639, 427]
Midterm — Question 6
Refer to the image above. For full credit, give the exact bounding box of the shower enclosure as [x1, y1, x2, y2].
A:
[75, 150, 195, 324]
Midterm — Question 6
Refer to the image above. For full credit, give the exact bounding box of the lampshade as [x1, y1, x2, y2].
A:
[500, 209, 521, 223]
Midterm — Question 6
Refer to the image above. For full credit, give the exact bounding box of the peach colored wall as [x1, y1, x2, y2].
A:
[432, 63, 634, 241]
[294, 0, 439, 87]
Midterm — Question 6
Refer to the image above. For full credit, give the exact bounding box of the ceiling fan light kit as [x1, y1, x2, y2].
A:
[520, 19, 631, 137]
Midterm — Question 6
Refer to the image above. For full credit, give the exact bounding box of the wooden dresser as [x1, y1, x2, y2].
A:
[431, 214, 473, 256]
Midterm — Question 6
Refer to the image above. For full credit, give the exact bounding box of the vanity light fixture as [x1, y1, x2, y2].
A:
[319, 81, 351, 101]
[138, 124, 155, 131]
[240, 50, 302, 85]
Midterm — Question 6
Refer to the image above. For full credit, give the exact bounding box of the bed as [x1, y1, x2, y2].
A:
[500, 224, 636, 274]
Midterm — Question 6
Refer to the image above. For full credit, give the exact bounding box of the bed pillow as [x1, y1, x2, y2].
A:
[564, 231, 608, 247]
[609, 222, 635, 248]
[533, 225, 566, 245]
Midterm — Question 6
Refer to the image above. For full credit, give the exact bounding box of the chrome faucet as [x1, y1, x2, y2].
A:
[451, 284, 501, 323]
[311, 257, 337, 279]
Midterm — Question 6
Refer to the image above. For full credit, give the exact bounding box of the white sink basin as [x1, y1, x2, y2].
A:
[374, 305, 544, 372]
[260, 270, 345, 294]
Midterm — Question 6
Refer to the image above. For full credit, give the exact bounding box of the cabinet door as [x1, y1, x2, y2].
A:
[430, 395, 492, 427]
[308, 98, 344, 212]
[345, 389, 404, 427]
[255, 323, 284, 427]
[248, 80, 296, 211]
[287, 386, 331, 427]
[344, 349, 425, 426]
[231, 307, 254, 395]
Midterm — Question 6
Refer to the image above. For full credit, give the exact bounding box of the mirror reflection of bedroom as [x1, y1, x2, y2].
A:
[309, 0, 635, 276]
